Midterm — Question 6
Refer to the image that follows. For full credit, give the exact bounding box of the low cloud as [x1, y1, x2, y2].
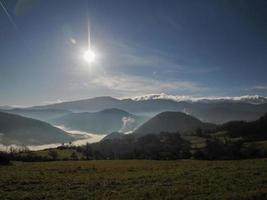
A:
[42, 99, 63, 105]
[120, 116, 136, 133]
[71, 72, 206, 98]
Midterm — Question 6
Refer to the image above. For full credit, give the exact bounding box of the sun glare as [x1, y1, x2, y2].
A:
[83, 49, 96, 63]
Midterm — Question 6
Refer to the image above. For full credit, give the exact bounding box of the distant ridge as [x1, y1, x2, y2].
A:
[0, 111, 73, 145]
[2, 108, 71, 122]
[51, 108, 148, 134]
[30, 96, 121, 112]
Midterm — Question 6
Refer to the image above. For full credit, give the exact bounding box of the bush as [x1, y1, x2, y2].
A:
[0, 152, 11, 165]
[195, 138, 243, 160]
[192, 150, 205, 160]
[48, 150, 59, 160]
[70, 152, 79, 160]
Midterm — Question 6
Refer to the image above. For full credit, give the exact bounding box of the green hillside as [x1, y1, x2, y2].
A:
[134, 111, 216, 135]
[0, 112, 73, 145]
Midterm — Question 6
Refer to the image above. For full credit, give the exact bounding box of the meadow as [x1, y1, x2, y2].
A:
[1, 159, 267, 200]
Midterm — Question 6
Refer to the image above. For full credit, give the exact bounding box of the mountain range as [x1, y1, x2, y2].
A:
[27, 95, 267, 123]
[1, 94, 267, 147]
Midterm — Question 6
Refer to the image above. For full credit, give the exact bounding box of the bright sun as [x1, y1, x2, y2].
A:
[83, 49, 96, 63]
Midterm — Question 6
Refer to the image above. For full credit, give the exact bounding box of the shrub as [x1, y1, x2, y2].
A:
[0, 151, 11, 165]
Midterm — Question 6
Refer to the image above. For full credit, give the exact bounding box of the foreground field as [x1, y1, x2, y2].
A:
[0, 160, 267, 200]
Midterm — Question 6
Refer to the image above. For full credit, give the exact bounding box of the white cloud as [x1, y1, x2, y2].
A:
[68, 37, 211, 98]
[42, 99, 63, 105]
[254, 85, 267, 90]
[97, 37, 219, 75]
[64, 37, 219, 100]
[71, 72, 205, 98]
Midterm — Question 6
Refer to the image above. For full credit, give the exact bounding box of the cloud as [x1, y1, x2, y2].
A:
[67, 36, 211, 98]
[42, 99, 63, 105]
[253, 85, 267, 90]
[120, 116, 136, 133]
[72, 72, 206, 98]
[65, 37, 217, 100]
[97, 37, 219, 75]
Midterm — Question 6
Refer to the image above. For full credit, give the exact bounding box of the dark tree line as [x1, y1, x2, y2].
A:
[220, 113, 267, 141]
[193, 138, 267, 160]
[0, 152, 11, 165]
[79, 132, 191, 160]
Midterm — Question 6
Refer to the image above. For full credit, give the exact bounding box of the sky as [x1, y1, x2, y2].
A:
[0, 0, 267, 106]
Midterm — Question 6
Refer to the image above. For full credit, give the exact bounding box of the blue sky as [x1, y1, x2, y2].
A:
[0, 0, 267, 106]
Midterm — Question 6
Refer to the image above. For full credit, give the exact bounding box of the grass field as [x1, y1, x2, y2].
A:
[21, 148, 83, 160]
[1, 159, 267, 200]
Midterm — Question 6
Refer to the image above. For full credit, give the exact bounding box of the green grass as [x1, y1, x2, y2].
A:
[20, 148, 83, 160]
[1, 159, 267, 200]
[244, 140, 267, 148]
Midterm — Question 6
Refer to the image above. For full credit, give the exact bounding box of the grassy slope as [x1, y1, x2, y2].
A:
[1, 159, 267, 200]
[21, 148, 83, 160]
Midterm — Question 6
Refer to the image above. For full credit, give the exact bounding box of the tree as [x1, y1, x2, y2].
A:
[83, 143, 92, 160]
[195, 128, 203, 137]
[0, 152, 11, 165]
[199, 138, 243, 160]
[19, 145, 30, 153]
[70, 152, 78, 160]
[48, 150, 58, 160]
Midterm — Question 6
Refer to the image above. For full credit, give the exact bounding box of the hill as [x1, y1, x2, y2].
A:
[51, 108, 148, 134]
[134, 111, 216, 135]
[220, 112, 267, 141]
[0, 112, 73, 145]
[101, 132, 125, 141]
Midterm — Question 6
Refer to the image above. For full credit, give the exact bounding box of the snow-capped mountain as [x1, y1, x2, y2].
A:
[130, 93, 267, 104]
